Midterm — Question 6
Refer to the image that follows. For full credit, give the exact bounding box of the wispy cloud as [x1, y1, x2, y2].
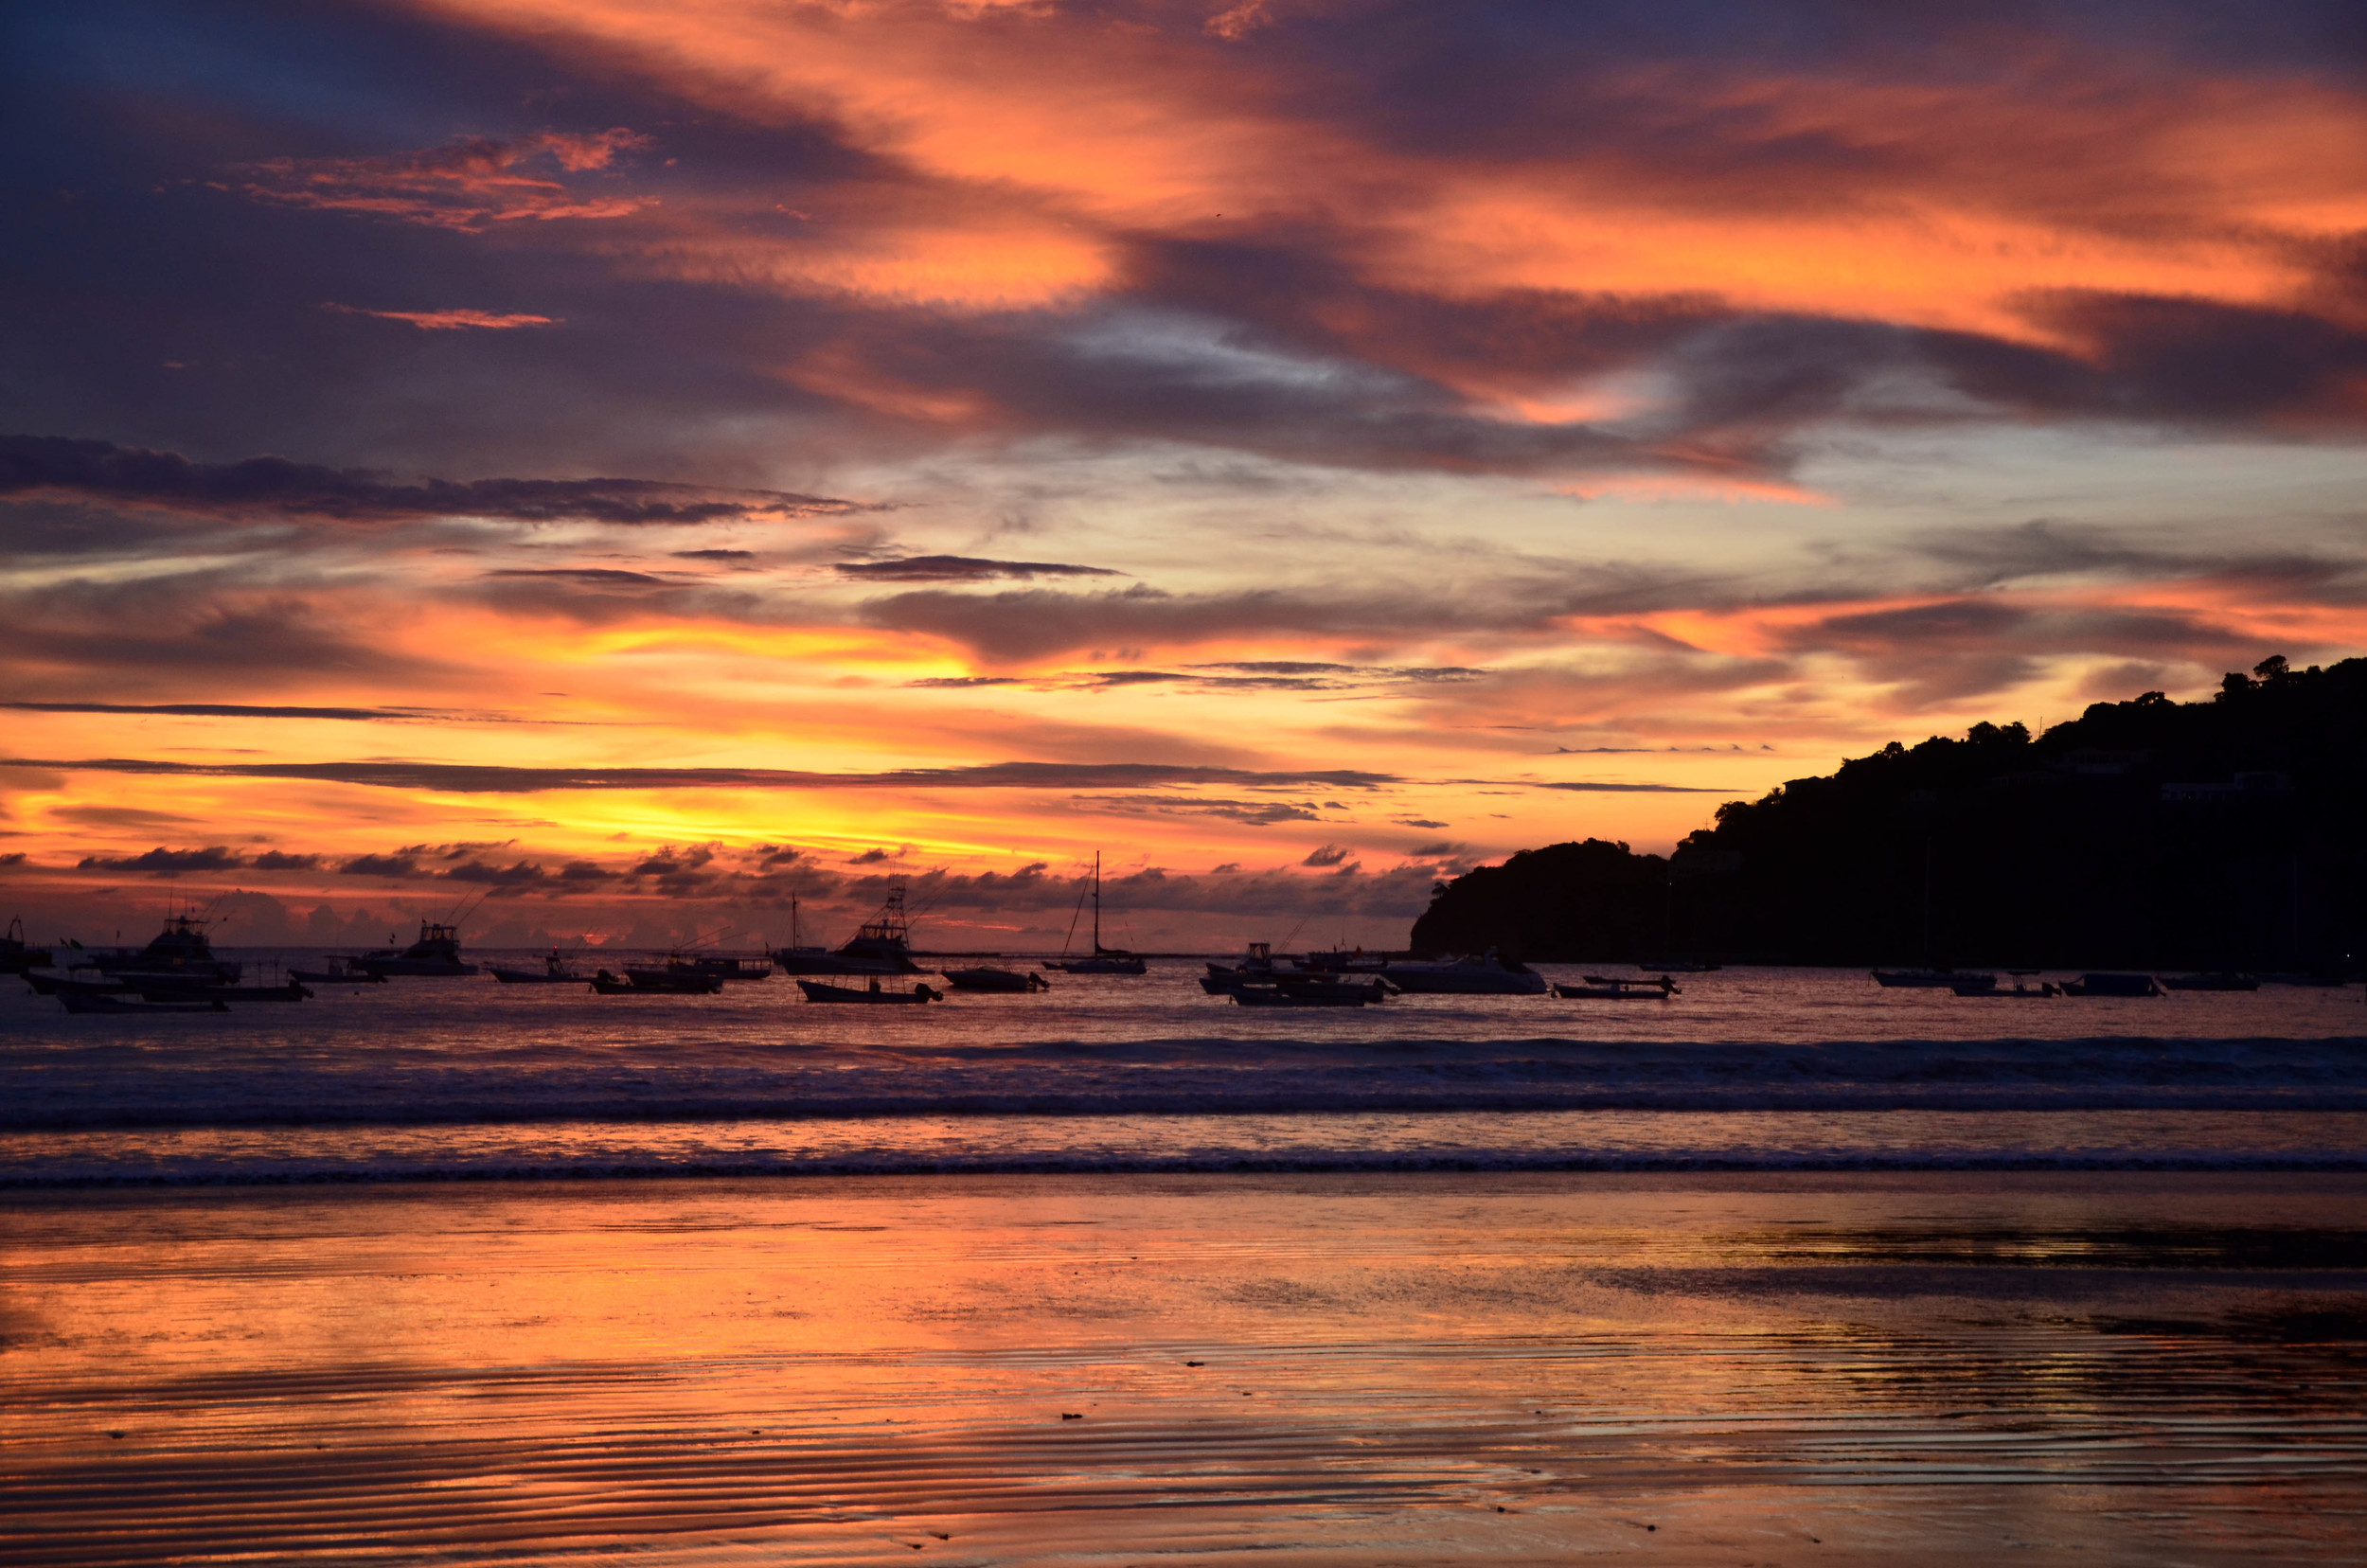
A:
[0, 435, 865, 526]
[324, 305, 559, 330]
[835, 555, 1123, 581]
[238, 130, 652, 231]
[4, 757, 1399, 794]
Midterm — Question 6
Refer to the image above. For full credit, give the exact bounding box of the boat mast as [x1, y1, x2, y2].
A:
[1092, 852, 1101, 953]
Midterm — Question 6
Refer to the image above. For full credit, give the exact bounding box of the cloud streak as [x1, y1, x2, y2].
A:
[0, 435, 864, 526]
[4, 757, 1399, 794]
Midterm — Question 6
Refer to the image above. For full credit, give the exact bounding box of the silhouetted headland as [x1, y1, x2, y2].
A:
[1412, 656, 2366, 971]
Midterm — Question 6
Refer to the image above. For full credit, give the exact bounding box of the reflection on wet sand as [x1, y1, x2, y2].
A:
[5, 1172, 2364, 1565]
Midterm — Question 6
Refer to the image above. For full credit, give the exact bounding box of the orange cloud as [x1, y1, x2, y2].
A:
[324, 305, 560, 330]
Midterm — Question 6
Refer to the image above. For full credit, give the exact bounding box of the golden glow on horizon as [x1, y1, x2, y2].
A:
[9, 1, 2367, 945]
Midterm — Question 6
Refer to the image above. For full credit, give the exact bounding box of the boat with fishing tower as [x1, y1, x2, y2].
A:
[770, 888, 927, 975]
[79, 912, 241, 983]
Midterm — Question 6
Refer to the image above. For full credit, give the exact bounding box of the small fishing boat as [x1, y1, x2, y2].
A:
[134, 977, 312, 1003]
[290, 957, 386, 985]
[1873, 969, 1994, 989]
[1046, 854, 1148, 974]
[59, 990, 227, 1014]
[1554, 976, 1673, 1000]
[2060, 972, 2162, 997]
[1379, 951, 1548, 995]
[649, 953, 774, 984]
[589, 968, 719, 995]
[1953, 972, 2056, 997]
[491, 951, 584, 984]
[796, 978, 941, 1004]
[942, 967, 1049, 992]
[1231, 977, 1387, 1007]
[2160, 971, 2259, 991]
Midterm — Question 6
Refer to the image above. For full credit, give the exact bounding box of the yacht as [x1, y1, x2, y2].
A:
[1046, 854, 1148, 974]
[770, 887, 926, 975]
[80, 913, 241, 983]
[1378, 950, 1548, 995]
[356, 921, 480, 977]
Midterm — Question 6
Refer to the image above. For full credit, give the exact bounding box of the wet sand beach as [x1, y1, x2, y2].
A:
[6, 1171, 2364, 1565]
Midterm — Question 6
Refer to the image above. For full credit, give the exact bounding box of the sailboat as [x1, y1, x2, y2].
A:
[1046, 853, 1148, 974]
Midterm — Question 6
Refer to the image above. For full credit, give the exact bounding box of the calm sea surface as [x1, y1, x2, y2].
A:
[4, 959, 2363, 1563]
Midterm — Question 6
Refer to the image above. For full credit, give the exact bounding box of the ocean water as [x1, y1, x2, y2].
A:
[4, 955, 2363, 1182]
[6, 959, 2364, 1564]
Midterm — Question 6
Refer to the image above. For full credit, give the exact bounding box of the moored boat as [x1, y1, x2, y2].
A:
[2060, 971, 2162, 997]
[590, 968, 718, 995]
[1231, 977, 1387, 1007]
[770, 889, 926, 976]
[80, 913, 240, 983]
[797, 978, 941, 1004]
[133, 976, 311, 1002]
[356, 921, 479, 977]
[1045, 853, 1148, 974]
[26, 972, 131, 997]
[2160, 971, 2260, 991]
[290, 957, 386, 984]
[1554, 976, 1673, 1000]
[942, 967, 1049, 992]
[59, 989, 227, 1014]
[1873, 969, 1994, 989]
[491, 951, 584, 984]
[1379, 951, 1548, 995]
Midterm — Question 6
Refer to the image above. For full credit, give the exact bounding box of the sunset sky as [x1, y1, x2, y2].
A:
[6, 0, 2366, 950]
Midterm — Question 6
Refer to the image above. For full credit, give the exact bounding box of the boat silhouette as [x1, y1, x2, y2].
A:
[79, 911, 240, 983]
[796, 977, 941, 1004]
[770, 889, 927, 975]
[0, 918, 52, 975]
[1046, 854, 1147, 974]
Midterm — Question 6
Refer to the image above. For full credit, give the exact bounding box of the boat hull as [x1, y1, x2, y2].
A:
[1553, 984, 1667, 1000]
[1873, 970, 1994, 989]
[590, 972, 717, 995]
[359, 959, 480, 977]
[1379, 960, 1547, 995]
[490, 968, 581, 984]
[134, 979, 311, 1002]
[1231, 985, 1379, 1007]
[796, 979, 940, 1004]
[771, 953, 922, 976]
[942, 968, 1047, 992]
[2161, 973, 2259, 991]
[27, 973, 128, 997]
[1046, 956, 1147, 975]
[2062, 972, 2162, 997]
[60, 990, 226, 1014]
